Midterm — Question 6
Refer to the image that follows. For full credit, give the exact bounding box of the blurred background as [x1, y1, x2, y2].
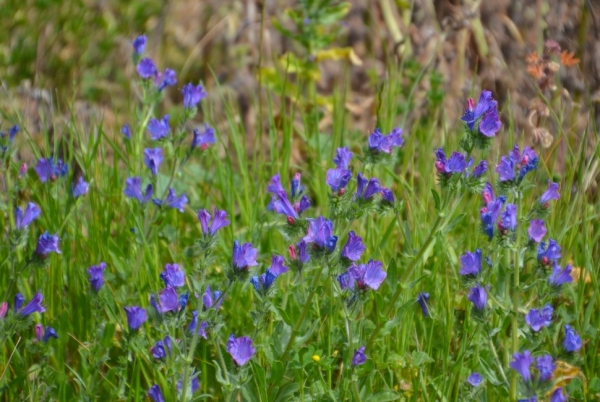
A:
[0, 0, 598, 146]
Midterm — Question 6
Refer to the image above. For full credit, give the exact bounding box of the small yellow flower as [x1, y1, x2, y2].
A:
[312, 355, 321, 362]
[332, 350, 338, 357]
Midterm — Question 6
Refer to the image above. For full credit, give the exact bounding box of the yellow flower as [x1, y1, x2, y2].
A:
[312, 355, 321, 362]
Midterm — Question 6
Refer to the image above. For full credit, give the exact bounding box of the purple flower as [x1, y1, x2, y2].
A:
[19, 292, 46, 316]
[303, 216, 337, 252]
[345, 260, 387, 291]
[417, 292, 430, 317]
[73, 176, 89, 197]
[153, 68, 177, 91]
[121, 124, 131, 139]
[35, 324, 44, 341]
[368, 127, 404, 153]
[498, 203, 517, 232]
[232, 241, 258, 271]
[550, 388, 567, 402]
[14, 293, 24, 311]
[528, 220, 546, 243]
[177, 376, 200, 394]
[326, 167, 352, 193]
[227, 335, 256, 366]
[461, 91, 501, 137]
[132, 35, 146, 55]
[473, 160, 488, 178]
[124, 177, 153, 203]
[341, 231, 366, 261]
[250, 270, 278, 293]
[352, 346, 367, 366]
[0, 302, 7, 319]
[144, 148, 163, 176]
[468, 285, 487, 310]
[267, 173, 285, 194]
[498, 145, 538, 181]
[334, 147, 353, 168]
[269, 191, 298, 219]
[6, 124, 19, 142]
[525, 304, 553, 332]
[43, 326, 58, 342]
[294, 195, 311, 215]
[467, 372, 483, 387]
[148, 385, 165, 402]
[150, 295, 161, 316]
[137, 58, 158, 79]
[480, 196, 506, 240]
[563, 325, 581, 352]
[355, 173, 381, 200]
[519, 397, 537, 402]
[124, 306, 147, 330]
[87, 262, 107, 292]
[188, 311, 209, 338]
[381, 188, 395, 203]
[147, 115, 170, 140]
[203, 286, 223, 310]
[34, 157, 68, 183]
[509, 350, 534, 382]
[269, 254, 289, 275]
[160, 263, 185, 287]
[459, 249, 482, 276]
[435, 149, 468, 174]
[178, 292, 189, 310]
[35, 232, 61, 256]
[151, 339, 166, 359]
[164, 188, 188, 212]
[536, 355, 555, 381]
[548, 263, 573, 287]
[158, 286, 179, 313]
[290, 240, 310, 267]
[15, 202, 41, 230]
[482, 182, 495, 204]
[197, 208, 230, 236]
[538, 239, 561, 265]
[182, 83, 207, 109]
[540, 180, 560, 205]
[495, 156, 515, 182]
[290, 172, 304, 199]
[191, 124, 215, 149]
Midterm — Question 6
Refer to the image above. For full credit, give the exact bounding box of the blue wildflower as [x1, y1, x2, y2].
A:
[124, 177, 153, 203]
[147, 115, 170, 140]
[352, 346, 367, 366]
[341, 231, 366, 261]
[509, 350, 534, 382]
[87, 262, 106, 292]
[124, 306, 147, 330]
[459, 249, 482, 276]
[525, 304, 553, 332]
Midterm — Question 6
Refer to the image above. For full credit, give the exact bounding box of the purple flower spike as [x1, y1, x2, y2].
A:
[417, 293, 430, 317]
[295, 195, 311, 215]
[192, 124, 216, 149]
[381, 188, 395, 203]
[540, 180, 560, 205]
[137, 58, 158, 79]
[14, 293, 24, 311]
[228, 336, 256, 366]
[159, 286, 179, 313]
[435, 149, 468, 174]
[467, 372, 483, 387]
[232, 241, 258, 271]
[563, 325, 582, 352]
[148, 384, 165, 402]
[525, 304, 553, 332]
[182, 83, 207, 109]
[144, 148, 163, 176]
[459, 249, 482, 276]
[124, 306, 147, 330]
[188, 311, 209, 338]
[368, 127, 404, 153]
[347, 260, 387, 290]
[341, 231, 366, 261]
[124, 177, 153, 203]
[473, 160, 488, 178]
[160, 263, 185, 287]
[334, 147, 353, 168]
[132, 35, 146, 55]
[72, 176, 89, 197]
[303, 216, 337, 252]
[479, 108, 502, 137]
[165, 188, 188, 212]
[154, 68, 177, 91]
[495, 156, 515, 182]
[147, 115, 170, 140]
[536, 355, 555, 381]
[538, 239, 562, 265]
[15, 202, 41, 230]
[468, 285, 487, 311]
[269, 254, 289, 275]
[461, 90, 500, 136]
[203, 286, 223, 310]
[34, 157, 68, 183]
[509, 350, 534, 382]
[498, 203, 517, 232]
[19, 292, 46, 316]
[35, 232, 61, 256]
[528, 220, 547, 243]
[267, 173, 285, 194]
[352, 346, 367, 366]
[326, 167, 352, 193]
[87, 262, 107, 292]
[355, 173, 381, 200]
[550, 388, 567, 402]
[151, 339, 166, 359]
[43, 326, 58, 342]
[198, 208, 230, 236]
[548, 263, 573, 287]
[290, 172, 304, 199]
[337, 272, 352, 290]
[270, 191, 298, 219]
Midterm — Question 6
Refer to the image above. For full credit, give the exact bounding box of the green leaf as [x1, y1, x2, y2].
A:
[431, 189, 441, 211]
[269, 361, 284, 385]
[364, 390, 400, 402]
[275, 306, 294, 327]
[411, 351, 434, 367]
[387, 258, 398, 290]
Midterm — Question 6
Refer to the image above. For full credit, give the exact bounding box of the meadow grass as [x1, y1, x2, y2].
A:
[0, 30, 599, 402]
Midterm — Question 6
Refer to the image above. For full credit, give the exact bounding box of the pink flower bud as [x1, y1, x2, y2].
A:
[286, 216, 295, 225]
[34, 324, 44, 341]
[288, 245, 297, 260]
[466, 98, 475, 112]
[435, 161, 445, 173]
[19, 163, 27, 178]
[0, 302, 7, 319]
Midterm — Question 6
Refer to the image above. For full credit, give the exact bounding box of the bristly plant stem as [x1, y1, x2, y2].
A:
[510, 191, 523, 400]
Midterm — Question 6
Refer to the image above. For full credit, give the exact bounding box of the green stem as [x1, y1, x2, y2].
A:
[510, 192, 523, 400]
